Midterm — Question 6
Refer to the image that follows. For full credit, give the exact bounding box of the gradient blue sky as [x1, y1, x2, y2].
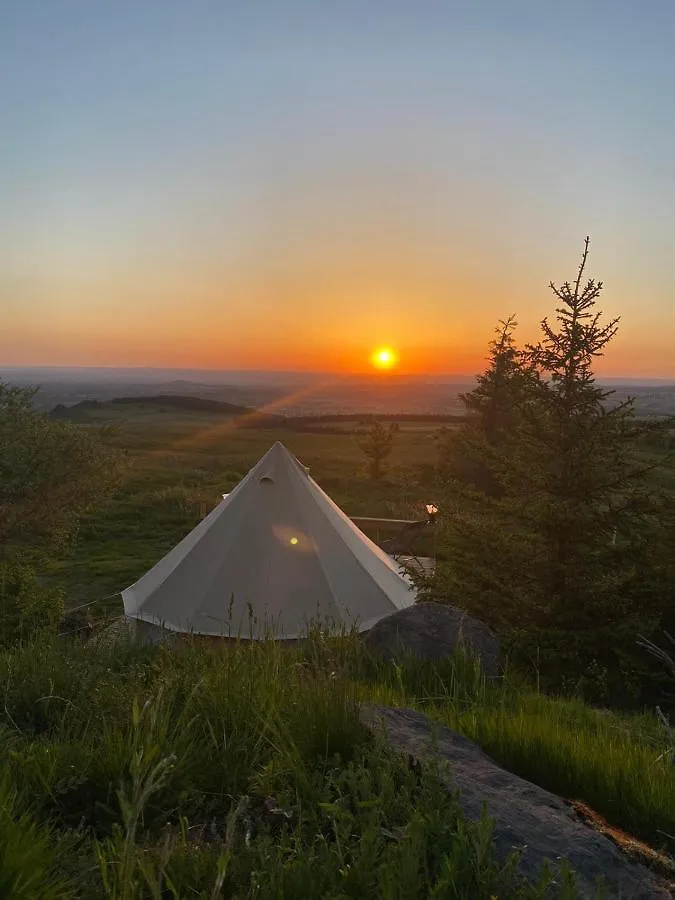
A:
[2, 1, 674, 374]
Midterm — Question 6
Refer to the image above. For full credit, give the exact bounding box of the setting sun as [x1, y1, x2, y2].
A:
[370, 346, 398, 370]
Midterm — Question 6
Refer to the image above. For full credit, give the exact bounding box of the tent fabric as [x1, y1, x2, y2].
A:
[122, 442, 415, 639]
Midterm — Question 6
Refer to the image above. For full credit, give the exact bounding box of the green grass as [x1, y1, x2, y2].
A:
[6, 410, 673, 895]
[0, 633, 671, 897]
[354, 654, 675, 852]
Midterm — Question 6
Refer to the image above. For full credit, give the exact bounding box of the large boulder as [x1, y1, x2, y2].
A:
[365, 601, 500, 675]
[361, 705, 672, 899]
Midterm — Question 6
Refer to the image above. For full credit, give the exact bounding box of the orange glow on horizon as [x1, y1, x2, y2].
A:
[3, 283, 674, 378]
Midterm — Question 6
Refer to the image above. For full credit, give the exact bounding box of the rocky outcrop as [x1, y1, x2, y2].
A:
[361, 705, 671, 899]
[365, 602, 500, 675]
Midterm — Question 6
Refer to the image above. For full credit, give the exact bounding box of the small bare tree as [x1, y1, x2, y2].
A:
[357, 420, 399, 481]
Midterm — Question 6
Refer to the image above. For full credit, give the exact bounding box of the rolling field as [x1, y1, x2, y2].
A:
[45, 406, 447, 613]
[41, 399, 674, 624]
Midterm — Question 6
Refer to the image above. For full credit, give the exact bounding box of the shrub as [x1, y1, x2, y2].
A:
[0, 561, 63, 648]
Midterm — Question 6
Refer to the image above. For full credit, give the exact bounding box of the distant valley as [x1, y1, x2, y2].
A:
[2, 367, 675, 419]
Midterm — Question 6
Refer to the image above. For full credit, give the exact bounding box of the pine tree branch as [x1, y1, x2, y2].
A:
[574, 236, 591, 300]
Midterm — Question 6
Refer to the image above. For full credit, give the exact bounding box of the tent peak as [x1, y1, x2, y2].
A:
[262, 441, 310, 475]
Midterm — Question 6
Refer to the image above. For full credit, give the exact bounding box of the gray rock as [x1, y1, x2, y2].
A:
[361, 705, 671, 899]
[365, 601, 500, 675]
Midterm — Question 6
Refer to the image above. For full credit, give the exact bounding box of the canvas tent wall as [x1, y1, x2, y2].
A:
[122, 442, 415, 640]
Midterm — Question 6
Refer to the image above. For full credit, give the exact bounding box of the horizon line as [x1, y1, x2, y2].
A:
[1, 364, 675, 384]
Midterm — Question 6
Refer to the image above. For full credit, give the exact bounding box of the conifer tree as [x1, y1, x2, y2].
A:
[438, 316, 535, 496]
[433, 239, 673, 700]
[519, 241, 647, 613]
[493, 240, 658, 689]
[434, 318, 541, 628]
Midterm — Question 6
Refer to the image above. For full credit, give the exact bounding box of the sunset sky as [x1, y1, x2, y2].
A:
[2, 1, 674, 376]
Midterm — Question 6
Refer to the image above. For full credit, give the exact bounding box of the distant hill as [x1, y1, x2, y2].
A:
[49, 394, 286, 426]
[110, 394, 254, 415]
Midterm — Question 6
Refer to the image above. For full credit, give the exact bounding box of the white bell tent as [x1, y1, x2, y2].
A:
[122, 442, 415, 640]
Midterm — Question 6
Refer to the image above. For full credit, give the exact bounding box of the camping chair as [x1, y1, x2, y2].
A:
[380, 518, 430, 560]
[380, 504, 438, 582]
[380, 503, 438, 558]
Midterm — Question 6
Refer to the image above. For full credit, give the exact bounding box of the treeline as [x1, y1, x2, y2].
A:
[431, 238, 675, 708]
[285, 412, 467, 426]
[283, 412, 467, 435]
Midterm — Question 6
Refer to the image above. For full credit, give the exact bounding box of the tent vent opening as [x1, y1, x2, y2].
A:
[259, 475, 274, 484]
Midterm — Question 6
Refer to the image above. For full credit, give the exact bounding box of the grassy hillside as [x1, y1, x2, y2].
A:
[4, 406, 674, 896]
[2, 632, 673, 898]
